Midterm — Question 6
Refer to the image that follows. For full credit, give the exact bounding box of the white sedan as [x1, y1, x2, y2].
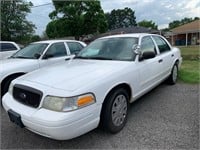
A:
[2, 33, 182, 140]
[0, 40, 86, 98]
[0, 41, 20, 60]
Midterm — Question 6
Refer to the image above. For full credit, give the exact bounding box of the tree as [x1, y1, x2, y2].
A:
[106, 7, 137, 30]
[138, 20, 158, 29]
[46, 0, 107, 40]
[169, 20, 181, 29]
[1, 0, 36, 43]
[169, 17, 199, 29]
[46, 19, 69, 38]
[30, 35, 41, 42]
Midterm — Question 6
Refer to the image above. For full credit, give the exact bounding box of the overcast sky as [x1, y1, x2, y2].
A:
[27, 0, 200, 35]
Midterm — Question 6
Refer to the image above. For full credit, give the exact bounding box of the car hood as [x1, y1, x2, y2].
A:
[21, 59, 131, 92]
[0, 58, 37, 72]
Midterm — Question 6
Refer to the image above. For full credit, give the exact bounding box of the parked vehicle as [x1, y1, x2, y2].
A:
[2, 34, 182, 140]
[0, 40, 86, 97]
[0, 41, 20, 60]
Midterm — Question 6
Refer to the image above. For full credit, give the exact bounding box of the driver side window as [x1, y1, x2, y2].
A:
[141, 36, 156, 54]
[45, 42, 67, 58]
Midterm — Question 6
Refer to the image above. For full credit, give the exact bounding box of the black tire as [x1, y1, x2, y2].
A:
[100, 88, 129, 133]
[167, 63, 178, 85]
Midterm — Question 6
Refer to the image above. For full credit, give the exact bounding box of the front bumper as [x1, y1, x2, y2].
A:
[2, 93, 100, 140]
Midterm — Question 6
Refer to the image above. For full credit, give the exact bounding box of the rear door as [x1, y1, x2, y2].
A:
[152, 36, 173, 78]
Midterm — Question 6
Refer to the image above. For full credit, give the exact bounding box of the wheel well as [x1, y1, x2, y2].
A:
[174, 59, 179, 69]
[104, 83, 132, 103]
[1, 73, 25, 89]
[175, 59, 179, 65]
[99, 83, 132, 128]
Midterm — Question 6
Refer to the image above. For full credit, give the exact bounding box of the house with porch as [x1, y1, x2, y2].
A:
[169, 20, 200, 46]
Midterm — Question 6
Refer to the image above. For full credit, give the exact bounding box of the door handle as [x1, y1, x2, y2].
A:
[65, 58, 70, 61]
[171, 54, 174, 57]
[158, 59, 163, 63]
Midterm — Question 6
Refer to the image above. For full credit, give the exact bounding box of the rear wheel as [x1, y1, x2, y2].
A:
[100, 88, 129, 133]
[167, 63, 178, 85]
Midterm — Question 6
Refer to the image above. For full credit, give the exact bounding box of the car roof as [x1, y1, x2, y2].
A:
[33, 40, 80, 44]
[0, 41, 18, 44]
[99, 33, 159, 39]
[0, 41, 20, 49]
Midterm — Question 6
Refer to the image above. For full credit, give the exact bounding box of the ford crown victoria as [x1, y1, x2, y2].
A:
[2, 34, 182, 140]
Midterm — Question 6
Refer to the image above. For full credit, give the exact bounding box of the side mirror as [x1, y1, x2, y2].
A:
[43, 53, 53, 59]
[34, 53, 41, 59]
[139, 51, 156, 61]
[132, 45, 141, 55]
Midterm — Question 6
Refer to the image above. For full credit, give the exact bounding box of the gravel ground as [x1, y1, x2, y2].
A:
[0, 82, 199, 149]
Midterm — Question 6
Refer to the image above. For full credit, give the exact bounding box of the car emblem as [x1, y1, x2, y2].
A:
[19, 93, 26, 99]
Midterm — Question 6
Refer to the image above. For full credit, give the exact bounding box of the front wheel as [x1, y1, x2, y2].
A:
[1, 77, 13, 98]
[100, 88, 129, 133]
[167, 64, 178, 85]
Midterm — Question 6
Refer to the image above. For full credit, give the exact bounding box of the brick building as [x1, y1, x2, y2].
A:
[169, 20, 200, 46]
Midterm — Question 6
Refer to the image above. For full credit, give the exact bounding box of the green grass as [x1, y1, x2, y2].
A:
[178, 46, 200, 83]
[179, 46, 200, 60]
[179, 60, 200, 83]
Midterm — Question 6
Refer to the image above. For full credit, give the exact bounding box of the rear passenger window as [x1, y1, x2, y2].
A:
[0, 43, 18, 52]
[153, 36, 171, 53]
[67, 42, 84, 54]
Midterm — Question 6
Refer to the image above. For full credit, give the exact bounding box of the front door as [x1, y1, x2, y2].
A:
[39, 42, 72, 68]
[137, 36, 163, 92]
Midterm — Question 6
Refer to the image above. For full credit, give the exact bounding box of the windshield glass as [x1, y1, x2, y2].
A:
[77, 37, 138, 61]
[11, 43, 48, 59]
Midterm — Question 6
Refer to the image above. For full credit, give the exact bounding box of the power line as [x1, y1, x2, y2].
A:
[31, 3, 52, 8]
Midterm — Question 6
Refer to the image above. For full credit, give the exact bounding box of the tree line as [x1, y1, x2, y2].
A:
[1, 0, 199, 43]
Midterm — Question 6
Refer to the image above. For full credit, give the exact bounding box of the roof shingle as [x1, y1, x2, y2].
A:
[171, 20, 200, 34]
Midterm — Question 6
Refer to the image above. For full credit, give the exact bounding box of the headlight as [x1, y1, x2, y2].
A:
[8, 82, 14, 95]
[42, 93, 95, 112]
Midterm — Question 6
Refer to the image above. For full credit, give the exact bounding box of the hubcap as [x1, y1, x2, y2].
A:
[111, 94, 128, 126]
[172, 66, 178, 82]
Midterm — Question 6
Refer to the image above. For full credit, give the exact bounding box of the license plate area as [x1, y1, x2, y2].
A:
[8, 109, 25, 128]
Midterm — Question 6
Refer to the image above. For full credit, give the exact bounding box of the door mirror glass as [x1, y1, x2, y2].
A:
[139, 51, 156, 61]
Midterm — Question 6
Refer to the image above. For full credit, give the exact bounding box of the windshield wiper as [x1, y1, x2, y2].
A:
[74, 56, 91, 59]
[12, 56, 33, 59]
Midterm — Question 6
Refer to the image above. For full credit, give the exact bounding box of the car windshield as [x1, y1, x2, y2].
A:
[76, 37, 138, 61]
[11, 43, 48, 59]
